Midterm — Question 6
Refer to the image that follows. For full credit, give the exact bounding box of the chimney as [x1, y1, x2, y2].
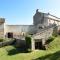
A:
[36, 9, 39, 13]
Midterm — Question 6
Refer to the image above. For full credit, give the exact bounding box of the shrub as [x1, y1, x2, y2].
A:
[58, 30, 60, 35]
[52, 33, 58, 37]
[46, 36, 55, 44]
[52, 26, 58, 37]
[0, 38, 4, 42]
[25, 36, 31, 50]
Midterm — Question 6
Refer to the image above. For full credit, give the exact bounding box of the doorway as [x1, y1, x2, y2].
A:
[7, 32, 13, 38]
[35, 41, 43, 49]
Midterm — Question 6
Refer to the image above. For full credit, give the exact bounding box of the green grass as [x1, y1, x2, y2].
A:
[0, 36, 60, 60]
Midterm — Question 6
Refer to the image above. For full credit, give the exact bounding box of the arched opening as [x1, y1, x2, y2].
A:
[7, 32, 13, 38]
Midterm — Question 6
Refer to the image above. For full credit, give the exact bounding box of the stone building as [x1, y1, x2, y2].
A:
[33, 9, 60, 29]
[0, 9, 60, 50]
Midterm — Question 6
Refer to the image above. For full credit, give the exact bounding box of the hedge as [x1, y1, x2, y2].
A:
[25, 36, 31, 51]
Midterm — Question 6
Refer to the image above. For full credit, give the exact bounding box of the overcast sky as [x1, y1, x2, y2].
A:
[0, 0, 60, 25]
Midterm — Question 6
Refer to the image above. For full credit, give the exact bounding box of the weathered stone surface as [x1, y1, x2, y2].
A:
[15, 39, 26, 48]
[31, 38, 35, 51]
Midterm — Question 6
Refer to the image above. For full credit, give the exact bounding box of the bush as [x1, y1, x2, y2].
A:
[58, 30, 60, 35]
[0, 38, 4, 42]
[46, 36, 55, 44]
[25, 36, 31, 50]
[52, 33, 58, 37]
[52, 26, 58, 37]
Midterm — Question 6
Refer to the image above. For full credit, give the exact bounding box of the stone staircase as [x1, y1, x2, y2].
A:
[31, 24, 58, 50]
[33, 24, 57, 40]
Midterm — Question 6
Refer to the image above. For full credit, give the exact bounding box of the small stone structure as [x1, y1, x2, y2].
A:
[31, 24, 57, 50]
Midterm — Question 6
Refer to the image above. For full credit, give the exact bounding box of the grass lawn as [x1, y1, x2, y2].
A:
[0, 36, 60, 60]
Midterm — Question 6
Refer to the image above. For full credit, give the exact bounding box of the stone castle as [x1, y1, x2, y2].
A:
[0, 9, 60, 50]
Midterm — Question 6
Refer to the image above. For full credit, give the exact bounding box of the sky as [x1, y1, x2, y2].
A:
[0, 0, 60, 25]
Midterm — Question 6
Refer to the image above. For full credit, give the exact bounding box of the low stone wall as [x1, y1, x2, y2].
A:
[0, 39, 15, 47]
[15, 39, 26, 48]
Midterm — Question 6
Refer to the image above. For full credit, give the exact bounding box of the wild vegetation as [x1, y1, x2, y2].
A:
[25, 36, 31, 51]
[0, 35, 60, 60]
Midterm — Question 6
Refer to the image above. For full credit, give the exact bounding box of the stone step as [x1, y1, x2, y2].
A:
[33, 25, 55, 39]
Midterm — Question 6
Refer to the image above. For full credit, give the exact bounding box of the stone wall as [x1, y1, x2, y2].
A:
[5, 25, 36, 38]
[33, 26, 54, 40]
[0, 18, 5, 38]
[0, 23, 4, 38]
[33, 11, 44, 26]
[33, 10, 60, 27]
[0, 39, 15, 48]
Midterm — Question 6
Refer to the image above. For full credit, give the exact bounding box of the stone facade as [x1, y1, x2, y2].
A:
[33, 9, 60, 29]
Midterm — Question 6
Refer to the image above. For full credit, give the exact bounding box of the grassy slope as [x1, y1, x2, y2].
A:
[0, 36, 60, 60]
